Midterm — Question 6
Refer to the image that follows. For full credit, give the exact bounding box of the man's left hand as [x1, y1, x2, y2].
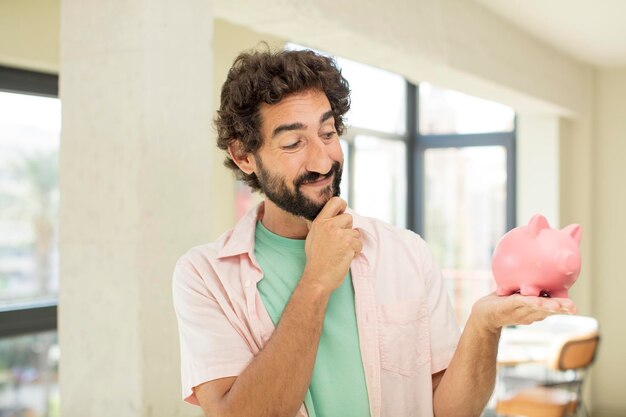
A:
[471, 292, 578, 334]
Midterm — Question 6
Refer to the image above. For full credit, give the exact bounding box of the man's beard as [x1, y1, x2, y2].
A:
[255, 157, 342, 221]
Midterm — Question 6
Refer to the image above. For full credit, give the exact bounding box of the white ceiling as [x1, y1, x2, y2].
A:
[473, 0, 626, 68]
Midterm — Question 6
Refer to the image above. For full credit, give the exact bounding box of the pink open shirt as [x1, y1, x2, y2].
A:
[172, 203, 460, 417]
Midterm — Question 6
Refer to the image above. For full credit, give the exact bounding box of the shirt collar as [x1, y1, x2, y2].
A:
[216, 202, 265, 259]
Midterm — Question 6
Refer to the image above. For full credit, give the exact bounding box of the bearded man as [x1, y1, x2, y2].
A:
[172, 48, 576, 417]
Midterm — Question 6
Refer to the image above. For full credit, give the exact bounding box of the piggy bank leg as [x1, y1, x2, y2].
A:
[496, 286, 519, 296]
[549, 289, 569, 298]
[519, 285, 542, 297]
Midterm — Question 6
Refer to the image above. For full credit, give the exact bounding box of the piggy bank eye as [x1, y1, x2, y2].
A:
[539, 291, 551, 298]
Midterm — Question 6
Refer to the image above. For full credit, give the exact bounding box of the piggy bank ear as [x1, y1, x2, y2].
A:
[527, 214, 550, 237]
[562, 224, 582, 245]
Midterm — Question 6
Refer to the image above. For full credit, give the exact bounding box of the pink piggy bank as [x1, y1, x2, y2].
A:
[492, 214, 582, 298]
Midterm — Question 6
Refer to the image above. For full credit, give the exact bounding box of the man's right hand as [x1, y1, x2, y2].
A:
[302, 197, 362, 293]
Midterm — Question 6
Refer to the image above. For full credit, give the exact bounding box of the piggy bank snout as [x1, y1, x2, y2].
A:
[556, 250, 581, 276]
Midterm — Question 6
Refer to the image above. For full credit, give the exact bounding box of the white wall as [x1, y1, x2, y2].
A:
[590, 68, 626, 417]
[516, 114, 560, 227]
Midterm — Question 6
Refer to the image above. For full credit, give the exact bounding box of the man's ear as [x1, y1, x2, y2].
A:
[228, 141, 256, 175]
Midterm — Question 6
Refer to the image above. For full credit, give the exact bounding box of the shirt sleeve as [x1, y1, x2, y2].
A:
[416, 237, 461, 374]
[172, 255, 254, 405]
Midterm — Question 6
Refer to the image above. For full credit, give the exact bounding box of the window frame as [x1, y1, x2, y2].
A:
[410, 83, 517, 235]
[0, 65, 59, 339]
[341, 126, 408, 209]
[343, 81, 516, 234]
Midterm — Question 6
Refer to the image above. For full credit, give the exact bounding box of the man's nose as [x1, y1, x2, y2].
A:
[305, 136, 333, 174]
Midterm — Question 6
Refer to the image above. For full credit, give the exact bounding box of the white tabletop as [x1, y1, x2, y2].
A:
[497, 315, 598, 366]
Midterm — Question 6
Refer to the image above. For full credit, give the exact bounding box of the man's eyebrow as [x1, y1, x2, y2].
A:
[271, 110, 335, 139]
[320, 110, 334, 125]
[272, 122, 306, 138]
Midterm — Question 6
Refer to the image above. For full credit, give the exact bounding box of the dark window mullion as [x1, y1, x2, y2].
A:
[0, 303, 57, 338]
[347, 140, 356, 208]
[506, 117, 517, 231]
[420, 131, 515, 148]
[0, 65, 58, 97]
[406, 81, 423, 233]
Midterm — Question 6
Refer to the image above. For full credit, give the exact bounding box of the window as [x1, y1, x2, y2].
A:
[417, 83, 516, 326]
[0, 65, 60, 417]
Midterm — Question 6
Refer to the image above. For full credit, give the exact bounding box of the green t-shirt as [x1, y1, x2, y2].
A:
[254, 220, 371, 417]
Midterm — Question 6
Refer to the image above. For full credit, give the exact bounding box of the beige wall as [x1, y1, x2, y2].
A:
[0, 0, 59, 72]
[590, 69, 626, 417]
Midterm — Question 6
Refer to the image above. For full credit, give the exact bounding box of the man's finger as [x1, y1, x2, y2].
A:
[332, 213, 353, 229]
[554, 298, 578, 314]
[557, 297, 577, 309]
[353, 238, 363, 255]
[315, 197, 347, 221]
[536, 297, 577, 314]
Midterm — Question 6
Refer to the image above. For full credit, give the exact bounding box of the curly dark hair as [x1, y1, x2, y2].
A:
[215, 47, 351, 191]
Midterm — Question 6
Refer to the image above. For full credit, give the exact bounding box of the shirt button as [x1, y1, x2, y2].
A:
[244, 280, 251, 288]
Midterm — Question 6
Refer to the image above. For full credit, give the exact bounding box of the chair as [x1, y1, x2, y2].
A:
[496, 331, 600, 417]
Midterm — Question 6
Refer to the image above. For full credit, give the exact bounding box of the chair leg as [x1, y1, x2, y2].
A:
[582, 403, 590, 417]
[571, 401, 590, 417]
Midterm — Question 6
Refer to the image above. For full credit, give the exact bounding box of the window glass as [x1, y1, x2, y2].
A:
[0, 330, 59, 417]
[424, 146, 506, 325]
[0, 92, 60, 307]
[336, 58, 406, 134]
[286, 43, 407, 134]
[419, 82, 515, 134]
[353, 136, 406, 228]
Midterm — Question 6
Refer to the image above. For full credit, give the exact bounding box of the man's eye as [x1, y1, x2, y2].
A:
[282, 140, 301, 150]
[322, 131, 337, 140]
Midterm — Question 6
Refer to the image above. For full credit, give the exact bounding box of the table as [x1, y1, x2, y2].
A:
[497, 314, 598, 367]
[497, 327, 553, 367]
[491, 315, 599, 410]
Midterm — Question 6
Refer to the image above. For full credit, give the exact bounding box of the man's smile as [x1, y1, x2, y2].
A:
[301, 173, 334, 188]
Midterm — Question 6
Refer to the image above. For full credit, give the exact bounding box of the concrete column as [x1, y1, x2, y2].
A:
[59, 1, 213, 416]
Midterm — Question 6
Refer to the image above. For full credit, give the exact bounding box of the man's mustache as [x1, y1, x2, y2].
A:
[294, 162, 341, 187]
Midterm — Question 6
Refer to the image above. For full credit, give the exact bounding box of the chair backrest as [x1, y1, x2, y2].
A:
[548, 332, 600, 371]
